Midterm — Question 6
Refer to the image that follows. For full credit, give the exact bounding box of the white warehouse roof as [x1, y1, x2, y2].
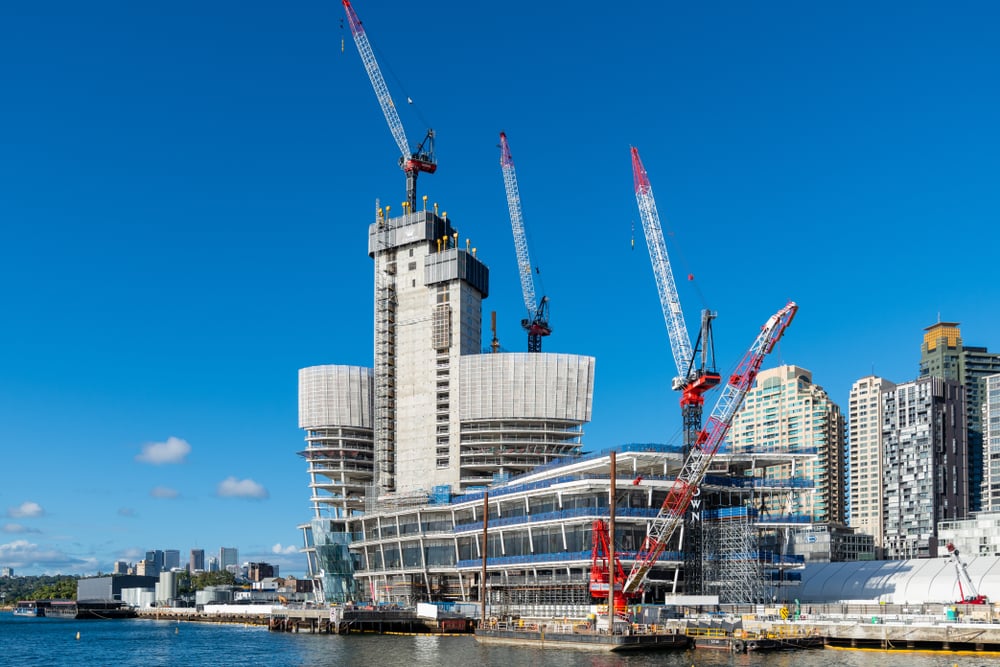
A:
[797, 555, 1000, 604]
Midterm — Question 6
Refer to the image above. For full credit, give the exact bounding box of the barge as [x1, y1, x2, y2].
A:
[474, 617, 689, 652]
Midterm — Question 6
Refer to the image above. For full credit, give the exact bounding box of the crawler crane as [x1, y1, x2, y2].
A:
[622, 302, 798, 595]
[946, 543, 988, 604]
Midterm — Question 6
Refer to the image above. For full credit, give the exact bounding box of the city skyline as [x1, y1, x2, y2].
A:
[1, 1, 999, 575]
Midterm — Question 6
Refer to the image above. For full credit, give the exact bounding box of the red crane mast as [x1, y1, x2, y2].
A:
[622, 301, 798, 595]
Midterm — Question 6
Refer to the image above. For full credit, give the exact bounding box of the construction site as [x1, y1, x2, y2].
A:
[296, 0, 821, 614]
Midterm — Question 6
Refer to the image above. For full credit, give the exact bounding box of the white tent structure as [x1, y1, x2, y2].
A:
[796, 556, 1000, 604]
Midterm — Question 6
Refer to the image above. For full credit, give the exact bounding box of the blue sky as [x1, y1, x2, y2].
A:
[1, 1, 998, 577]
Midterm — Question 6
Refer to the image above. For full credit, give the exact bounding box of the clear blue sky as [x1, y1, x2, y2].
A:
[1, 1, 998, 576]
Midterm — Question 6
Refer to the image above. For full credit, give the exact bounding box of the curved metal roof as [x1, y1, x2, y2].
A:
[798, 556, 1000, 603]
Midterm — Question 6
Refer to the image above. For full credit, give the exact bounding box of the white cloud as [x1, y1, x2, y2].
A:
[117, 507, 137, 518]
[217, 477, 269, 499]
[271, 543, 299, 555]
[3, 523, 40, 534]
[150, 486, 179, 499]
[0, 539, 93, 572]
[7, 501, 44, 519]
[135, 436, 191, 465]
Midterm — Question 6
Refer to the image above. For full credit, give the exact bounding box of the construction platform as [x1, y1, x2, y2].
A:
[268, 607, 473, 635]
[474, 618, 689, 652]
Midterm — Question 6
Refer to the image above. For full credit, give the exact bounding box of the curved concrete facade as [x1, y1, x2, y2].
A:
[298, 365, 373, 429]
[458, 353, 595, 421]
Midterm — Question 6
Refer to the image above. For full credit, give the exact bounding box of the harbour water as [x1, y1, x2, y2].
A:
[1, 614, 996, 667]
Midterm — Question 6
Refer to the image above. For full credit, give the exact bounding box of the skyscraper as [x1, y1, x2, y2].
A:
[219, 547, 238, 572]
[882, 376, 967, 559]
[729, 365, 846, 524]
[920, 321, 1000, 511]
[189, 548, 205, 573]
[164, 550, 180, 571]
[848, 375, 895, 555]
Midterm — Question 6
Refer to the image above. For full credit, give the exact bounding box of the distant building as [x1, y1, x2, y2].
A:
[189, 548, 205, 573]
[248, 562, 275, 582]
[135, 559, 159, 577]
[164, 550, 180, 571]
[146, 550, 164, 569]
[920, 321, 1000, 512]
[984, 374, 1000, 512]
[848, 375, 895, 556]
[219, 547, 238, 572]
[1, 567, 13, 578]
[207, 556, 219, 573]
[883, 376, 967, 559]
[112, 560, 129, 575]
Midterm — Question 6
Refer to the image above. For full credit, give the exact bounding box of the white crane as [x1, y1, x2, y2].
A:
[499, 132, 550, 352]
[342, 0, 436, 209]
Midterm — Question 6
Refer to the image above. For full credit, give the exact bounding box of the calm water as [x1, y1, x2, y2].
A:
[1, 614, 996, 667]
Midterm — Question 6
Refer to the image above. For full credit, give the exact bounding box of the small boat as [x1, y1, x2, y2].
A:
[13, 600, 50, 617]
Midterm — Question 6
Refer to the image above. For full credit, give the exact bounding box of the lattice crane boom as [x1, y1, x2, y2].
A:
[946, 543, 988, 604]
[622, 301, 798, 594]
[500, 132, 550, 352]
[343, 0, 436, 208]
[632, 147, 693, 389]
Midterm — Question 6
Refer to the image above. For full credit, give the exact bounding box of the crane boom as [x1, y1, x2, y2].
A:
[622, 301, 798, 594]
[342, 0, 436, 208]
[946, 543, 988, 604]
[499, 132, 550, 352]
[632, 147, 693, 389]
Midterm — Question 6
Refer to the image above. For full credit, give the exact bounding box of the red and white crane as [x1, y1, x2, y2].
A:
[631, 146, 721, 593]
[632, 147, 721, 426]
[946, 543, 988, 604]
[623, 301, 798, 594]
[499, 131, 550, 352]
[342, 0, 436, 209]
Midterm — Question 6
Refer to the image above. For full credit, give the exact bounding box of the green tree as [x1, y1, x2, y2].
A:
[31, 577, 78, 600]
[189, 570, 236, 590]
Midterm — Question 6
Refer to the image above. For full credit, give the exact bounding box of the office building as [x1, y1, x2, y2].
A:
[219, 547, 238, 572]
[189, 548, 205, 573]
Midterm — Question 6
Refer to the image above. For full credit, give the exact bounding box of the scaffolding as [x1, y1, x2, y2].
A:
[706, 518, 765, 604]
[486, 573, 591, 619]
[373, 203, 397, 495]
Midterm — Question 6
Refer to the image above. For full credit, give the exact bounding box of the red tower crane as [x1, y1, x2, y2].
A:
[622, 301, 798, 595]
[499, 132, 550, 352]
[342, 0, 436, 209]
